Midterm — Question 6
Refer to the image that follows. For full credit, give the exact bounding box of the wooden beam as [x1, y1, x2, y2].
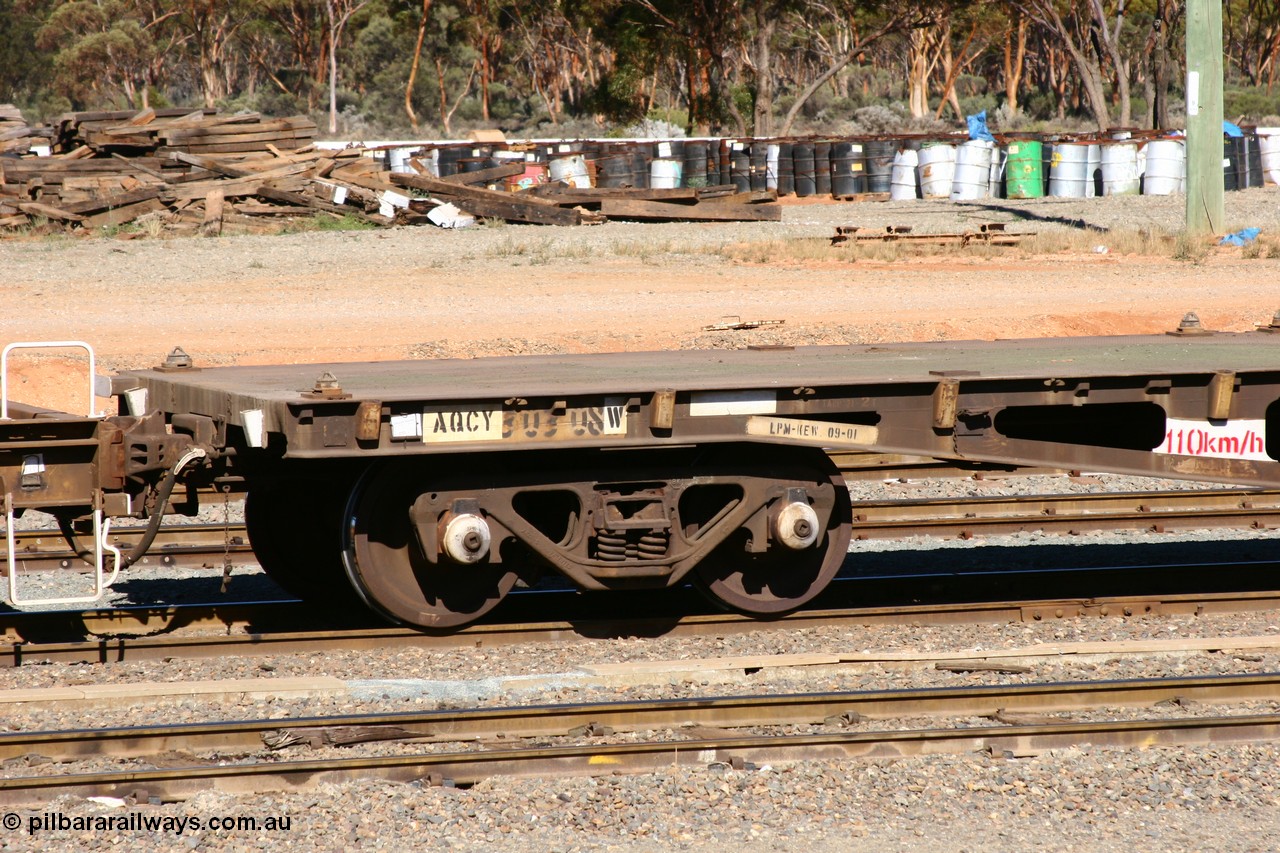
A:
[443, 194, 586, 226]
[17, 201, 84, 222]
[437, 162, 525, 186]
[59, 186, 162, 215]
[390, 171, 559, 207]
[82, 197, 165, 229]
[201, 189, 224, 235]
[598, 198, 781, 222]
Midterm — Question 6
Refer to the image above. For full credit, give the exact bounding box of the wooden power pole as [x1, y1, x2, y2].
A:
[1185, 0, 1224, 235]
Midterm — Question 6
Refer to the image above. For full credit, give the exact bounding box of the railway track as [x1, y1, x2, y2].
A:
[6, 585, 1280, 666]
[7, 486, 1278, 574]
[3, 673, 1279, 803]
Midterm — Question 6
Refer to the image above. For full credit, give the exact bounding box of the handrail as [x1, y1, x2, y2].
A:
[1, 340, 96, 420]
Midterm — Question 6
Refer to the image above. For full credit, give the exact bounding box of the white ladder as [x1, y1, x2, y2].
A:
[1, 340, 119, 605]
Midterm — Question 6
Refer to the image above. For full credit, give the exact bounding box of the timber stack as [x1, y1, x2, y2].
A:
[0, 106, 784, 235]
[0, 104, 47, 156]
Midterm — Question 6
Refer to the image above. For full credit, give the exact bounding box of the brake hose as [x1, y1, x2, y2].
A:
[58, 447, 208, 570]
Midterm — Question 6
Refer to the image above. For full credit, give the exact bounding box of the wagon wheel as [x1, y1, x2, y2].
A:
[244, 478, 353, 606]
[693, 448, 852, 615]
[341, 462, 522, 630]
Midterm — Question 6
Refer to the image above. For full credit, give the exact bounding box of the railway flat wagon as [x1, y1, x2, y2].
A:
[4, 329, 1280, 629]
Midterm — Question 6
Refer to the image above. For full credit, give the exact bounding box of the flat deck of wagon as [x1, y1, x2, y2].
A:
[118, 332, 1280, 407]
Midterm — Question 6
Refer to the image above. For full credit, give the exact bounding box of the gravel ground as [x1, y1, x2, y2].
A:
[3, 189, 1280, 850]
[2, 478, 1280, 851]
[3, 746, 1278, 852]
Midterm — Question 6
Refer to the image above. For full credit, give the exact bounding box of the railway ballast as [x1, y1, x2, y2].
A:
[2, 330, 1278, 630]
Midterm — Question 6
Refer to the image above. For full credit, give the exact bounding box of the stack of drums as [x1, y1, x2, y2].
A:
[864, 140, 895, 194]
[729, 143, 751, 191]
[750, 144, 768, 191]
[1100, 142, 1141, 195]
[917, 143, 955, 198]
[889, 148, 919, 200]
[775, 142, 795, 195]
[1228, 132, 1265, 189]
[1048, 142, 1090, 197]
[434, 146, 462, 177]
[830, 142, 866, 196]
[792, 143, 817, 197]
[682, 141, 709, 188]
[630, 144, 651, 189]
[549, 153, 592, 188]
[1142, 139, 1184, 195]
[1258, 128, 1280, 185]
[1004, 140, 1043, 198]
[813, 142, 832, 195]
[988, 146, 1007, 198]
[595, 151, 633, 188]
[950, 140, 994, 200]
[650, 157, 683, 189]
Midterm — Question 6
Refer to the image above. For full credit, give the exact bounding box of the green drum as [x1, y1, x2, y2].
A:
[1004, 140, 1044, 199]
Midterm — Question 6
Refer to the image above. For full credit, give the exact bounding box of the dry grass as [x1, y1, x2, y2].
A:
[1018, 227, 1177, 256]
[694, 225, 1280, 266]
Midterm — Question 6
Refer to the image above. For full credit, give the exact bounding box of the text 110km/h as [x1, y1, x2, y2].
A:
[1155, 418, 1268, 461]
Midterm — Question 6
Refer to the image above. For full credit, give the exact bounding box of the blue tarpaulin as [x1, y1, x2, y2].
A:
[967, 111, 995, 142]
[1224, 121, 1244, 138]
[1220, 227, 1261, 246]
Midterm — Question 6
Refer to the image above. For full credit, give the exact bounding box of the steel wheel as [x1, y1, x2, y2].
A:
[244, 478, 353, 606]
[693, 449, 852, 615]
[342, 462, 522, 629]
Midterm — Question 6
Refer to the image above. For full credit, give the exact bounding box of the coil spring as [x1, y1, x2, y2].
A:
[596, 529, 669, 561]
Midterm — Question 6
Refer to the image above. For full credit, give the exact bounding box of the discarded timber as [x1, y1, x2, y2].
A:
[390, 171, 596, 226]
[17, 201, 83, 222]
[599, 197, 782, 222]
[831, 191, 891, 203]
[531, 184, 755, 206]
[82, 197, 167, 229]
[436, 162, 525, 186]
[58, 186, 163, 215]
[437, 192, 590, 226]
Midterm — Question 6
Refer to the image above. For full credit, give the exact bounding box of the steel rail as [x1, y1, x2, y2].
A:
[6, 487, 1278, 573]
[5, 672, 1280, 764]
[5, 586, 1280, 666]
[3, 680, 1280, 803]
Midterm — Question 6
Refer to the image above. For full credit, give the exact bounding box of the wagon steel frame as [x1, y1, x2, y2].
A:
[3, 329, 1279, 626]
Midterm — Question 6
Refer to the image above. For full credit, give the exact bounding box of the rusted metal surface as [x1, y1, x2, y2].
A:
[2, 523, 252, 573]
[831, 223, 1030, 246]
[108, 332, 1280, 486]
[341, 445, 850, 627]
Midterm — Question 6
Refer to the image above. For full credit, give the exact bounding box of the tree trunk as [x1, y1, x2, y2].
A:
[405, 0, 432, 131]
[1152, 0, 1172, 128]
[751, 11, 777, 137]
[1003, 13, 1027, 114]
[326, 1, 338, 134]
[1027, 0, 1110, 131]
[907, 28, 931, 118]
[1088, 0, 1129, 127]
